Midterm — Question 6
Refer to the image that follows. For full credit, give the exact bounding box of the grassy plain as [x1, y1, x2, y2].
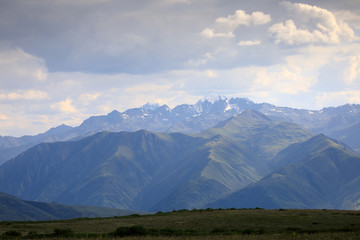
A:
[1, 208, 360, 239]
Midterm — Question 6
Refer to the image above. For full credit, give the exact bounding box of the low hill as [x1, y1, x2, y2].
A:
[0, 192, 144, 221]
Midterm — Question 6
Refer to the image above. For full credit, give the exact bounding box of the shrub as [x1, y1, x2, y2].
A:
[113, 225, 147, 237]
[128, 214, 140, 217]
[52, 228, 75, 237]
[1, 230, 22, 238]
[211, 228, 227, 234]
[243, 229, 256, 234]
[26, 231, 40, 238]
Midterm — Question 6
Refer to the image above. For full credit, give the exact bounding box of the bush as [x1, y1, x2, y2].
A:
[52, 228, 75, 237]
[211, 228, 228, 234]
[243, 229, 256, 234]
[113, 225, 147, 237]
[26, 231, 40, 239]
[1, 230, 22, 238]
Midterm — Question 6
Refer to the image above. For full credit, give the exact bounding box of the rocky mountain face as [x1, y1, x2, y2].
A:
[1, 97, 360, 165]
[0, 110, 314, 211]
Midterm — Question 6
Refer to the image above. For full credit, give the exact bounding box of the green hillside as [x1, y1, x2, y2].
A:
[0, 192, 144, 221]
[209, 134, 360, 209]
[327, 120, 360, 153]
[0, 110, 314, 211]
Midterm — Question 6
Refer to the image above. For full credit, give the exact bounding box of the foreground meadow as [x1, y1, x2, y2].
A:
[1, 208, 360, 239]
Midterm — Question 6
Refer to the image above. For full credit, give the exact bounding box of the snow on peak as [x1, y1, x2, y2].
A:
[141, 102, 161, 111]
[197, 95, 228, 104]
[224, 101, 232, 112]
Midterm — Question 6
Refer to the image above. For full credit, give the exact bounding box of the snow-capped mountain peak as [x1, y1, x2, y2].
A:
[197, 95, 228, 104]
[141, 102, 161, 111]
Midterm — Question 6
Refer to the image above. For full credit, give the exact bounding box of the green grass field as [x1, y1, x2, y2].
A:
[2, 208, 360, 239]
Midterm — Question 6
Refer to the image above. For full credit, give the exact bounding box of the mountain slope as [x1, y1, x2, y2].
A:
[209, 134, 360, 210]
[134, 110, 313, 211]
[325, 120, 360, 153]
[0, 110, 314, 211]
[0, 192, 144, 221]
[0, 130, 196, 209]
[1, 97, 360, 166]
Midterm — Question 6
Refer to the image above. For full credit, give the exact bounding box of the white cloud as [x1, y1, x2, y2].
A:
[0, 90, 49, 101]
[200, 28, 234, 39]
[1, 2, 360, 136]
[215, 10, 271, 30]
[237, 40, 261, 46]
[205, 70, 217, 78]
[269, 1, 357, 45]
[344, 56, 360, 84]
[0, 49, 48, 90]
[252, 66, 317, 95]
[335, 10, 360, 30]
[201, 9, 271, 39]
[51, 98, 78, 113]
[316, 91, 360, 107]
[78, 93, 101, 103]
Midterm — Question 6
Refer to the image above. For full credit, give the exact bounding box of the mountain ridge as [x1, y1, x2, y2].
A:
[208, 133, 360, 210]
[0, 192, 146, 221]
[1, 97, 360, 166]
[0, 110, 314, 211]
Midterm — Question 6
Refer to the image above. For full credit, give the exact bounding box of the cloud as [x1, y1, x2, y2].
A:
[215, 10, 272, 30]
[0, 48, 48, 89]
[0, 90, 49, 101]
[305, 43, 360, 92]
[252, 65, 317, 95]
[205, 70, 217, 78]
[201, 9, 271, 39]
[161, 0, 191, 5]
[78, 93, 101, 103]
[0, 1, 209, 74]
[269, 1, 357, 45]
[334, 10, 360, 30]
[1, 2, 360, 136]
[51, 98, 78, 113]
[344, 56, 360, 84]
[316, 90, 360, 107]
[200, 28, 234, 39]
[237, 40, 261, 46]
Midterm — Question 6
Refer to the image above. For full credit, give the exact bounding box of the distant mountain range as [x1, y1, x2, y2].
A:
[4, 109, 360, 211]
[0, 110, 314, 211]
[1, 97, 360, 214]
[0, 192, 146, 221]
[1, 96, 360, 166]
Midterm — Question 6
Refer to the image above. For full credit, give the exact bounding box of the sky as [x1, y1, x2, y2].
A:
[0, 0, 360, 136]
